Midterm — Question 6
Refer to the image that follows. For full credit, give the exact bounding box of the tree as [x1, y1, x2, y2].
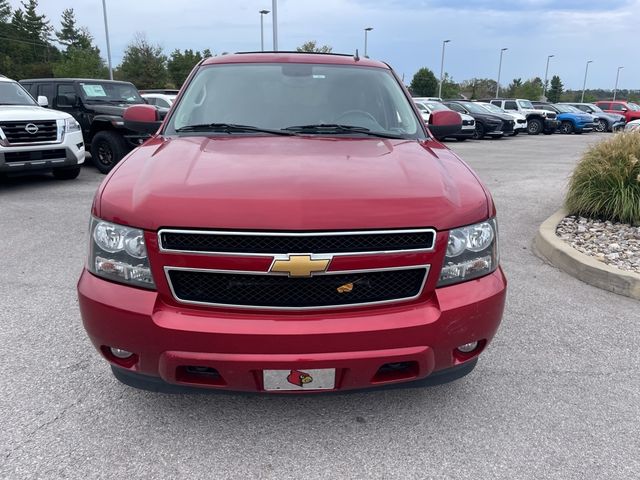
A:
[167, 49, 203, 87]
[459, 78, 497, 100]
[117, 33, 167, 89]
[547, 75, 564, 103]
[53, 47, 108, 78]
[202, 48, 213, 58]
[440, 73, 460, 99]
[20, 0, 52, 42]
[296, 40, 332, 53]
[410, 68, 437, 97]
[0, 0, 11, 22]
[56, 8, 91, 49]
[507, 78, 523, 97]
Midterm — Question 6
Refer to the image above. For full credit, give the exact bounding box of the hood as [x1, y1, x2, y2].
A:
[0, 105, 71, 121]
[98, 136, 490, 232]
[505, 112, 526, 121]
[460, 113, 474, 122]
[86, 103, 131, 117]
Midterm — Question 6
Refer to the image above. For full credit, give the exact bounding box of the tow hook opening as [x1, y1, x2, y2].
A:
[372, 361, 419, 383]
[176, 366, 226, 386]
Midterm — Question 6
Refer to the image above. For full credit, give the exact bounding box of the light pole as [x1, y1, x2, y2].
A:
[581, 60, 593, 102]
[259, 10, 270, 51]
[364, 27, 373, 58]
[272, 0, 278, 51]
[495, 47, 508, 98]
[101, 0, 113, 80]
[438, 39, 451, 99]
[542, 54, 554, 100]
[613, 66, 624, 101]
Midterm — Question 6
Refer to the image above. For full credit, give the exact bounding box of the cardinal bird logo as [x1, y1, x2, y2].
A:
[287, 369, 313, 387]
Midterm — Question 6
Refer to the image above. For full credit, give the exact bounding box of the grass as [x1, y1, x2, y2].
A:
[565, 132, 640, 226]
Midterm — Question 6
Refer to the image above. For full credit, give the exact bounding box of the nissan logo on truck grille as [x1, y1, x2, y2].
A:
[25, 123, 39, 134]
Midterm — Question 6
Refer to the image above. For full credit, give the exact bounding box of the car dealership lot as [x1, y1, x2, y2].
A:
[1, 134, 638, 479]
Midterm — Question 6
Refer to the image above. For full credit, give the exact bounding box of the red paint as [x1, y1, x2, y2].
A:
[122, 104, 160, 123]
[595, 101, 640, 123]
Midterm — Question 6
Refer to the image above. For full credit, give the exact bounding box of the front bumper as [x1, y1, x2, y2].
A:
[0, 130, 85, 174]
[544, 119, 560, 131]
[78, 268, 507, 393]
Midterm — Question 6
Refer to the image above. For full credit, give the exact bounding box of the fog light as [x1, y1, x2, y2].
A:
[457, 341, 479, 353]
[110, 347, 134, 359]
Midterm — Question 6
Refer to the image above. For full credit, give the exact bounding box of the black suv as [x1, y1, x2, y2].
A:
[444, 100, 514, 139]
[19, 78, 153, 173]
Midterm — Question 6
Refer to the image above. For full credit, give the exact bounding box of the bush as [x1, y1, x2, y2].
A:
[565, 132, 640, 226]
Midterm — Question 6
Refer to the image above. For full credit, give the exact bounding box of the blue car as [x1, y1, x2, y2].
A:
[532, 102, 596, 134]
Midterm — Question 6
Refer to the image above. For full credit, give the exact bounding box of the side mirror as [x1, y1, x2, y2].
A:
[428, 110, 462, 140]
[123, 104, 162, 134]
[621, 107, 628, 112]
[37, 95, 49, 107]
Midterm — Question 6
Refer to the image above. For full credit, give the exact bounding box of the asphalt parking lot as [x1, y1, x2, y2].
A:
[1, 133, 638, 480]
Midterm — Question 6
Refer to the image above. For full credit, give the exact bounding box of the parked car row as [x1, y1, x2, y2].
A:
[411, 96, 632, 141]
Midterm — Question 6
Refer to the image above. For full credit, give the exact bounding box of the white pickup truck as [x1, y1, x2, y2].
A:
[0, 75, 85, 179]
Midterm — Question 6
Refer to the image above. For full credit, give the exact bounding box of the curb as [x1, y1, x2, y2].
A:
[534, 209, 640, 301]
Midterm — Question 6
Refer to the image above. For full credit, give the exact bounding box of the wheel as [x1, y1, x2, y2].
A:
[558, 121, 574, 134]
[512, 130, 519, 136]
[52, 165, 81, 180]
[527, 118, 543, 135]
[91, 131, 128, 174]
[472, 123, 485, 140]
[595, 119, 607, 132]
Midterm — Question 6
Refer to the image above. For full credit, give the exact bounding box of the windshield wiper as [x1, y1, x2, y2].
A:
[175, 123, 298, 136]
[283, 124, 406, 139]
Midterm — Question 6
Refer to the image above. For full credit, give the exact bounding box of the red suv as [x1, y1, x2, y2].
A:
[77, 53, 506, 393]
[595, 100, 640, 123]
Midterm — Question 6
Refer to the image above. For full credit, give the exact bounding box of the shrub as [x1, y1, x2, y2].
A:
[565, 132, 640, 226]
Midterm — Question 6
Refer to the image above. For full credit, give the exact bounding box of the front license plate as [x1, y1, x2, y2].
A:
[263, 368, 336, 391]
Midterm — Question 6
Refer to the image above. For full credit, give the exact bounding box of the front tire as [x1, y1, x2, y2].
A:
[595, 119, 608, 132]
[52, 165, 81, 180]
[91, 131, 128, 174]
[559, 121, 574, 134]
[527, 118, 543, 135]
[473, 123, 485, 140]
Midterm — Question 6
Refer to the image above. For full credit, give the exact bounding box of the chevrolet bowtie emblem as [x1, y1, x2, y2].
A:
[270, 255, 330, 277]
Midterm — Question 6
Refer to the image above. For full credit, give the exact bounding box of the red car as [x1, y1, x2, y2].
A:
[77, 52, 506, 393]
[594, 100, 640, 123]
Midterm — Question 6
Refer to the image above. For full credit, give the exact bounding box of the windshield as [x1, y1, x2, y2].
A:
[460, 102, 491, 114]
[518, 100, 534, 109]
[0, 81, 37, 106]
[554, 105, 573, 113]
[423, 101, 448, 112]
[628, 103, 640, 112]
[587, 104, 603, 113]
[79, 81, 144, 104]
[479, 103, 504, 114]
[166, 63, 421, 138]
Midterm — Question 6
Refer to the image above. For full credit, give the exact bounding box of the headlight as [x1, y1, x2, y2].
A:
[438, 218, 499, 287]
[88, 218, 155, 289]
[64, 117, 81, 133]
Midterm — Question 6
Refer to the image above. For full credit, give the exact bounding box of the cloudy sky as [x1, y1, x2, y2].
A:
[8, 0, 639, 90]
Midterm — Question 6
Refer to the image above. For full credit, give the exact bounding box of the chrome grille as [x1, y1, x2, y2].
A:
[0, 121, 58, 144]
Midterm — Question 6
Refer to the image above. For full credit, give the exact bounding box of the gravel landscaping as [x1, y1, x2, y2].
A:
[556, 215, 640, 274]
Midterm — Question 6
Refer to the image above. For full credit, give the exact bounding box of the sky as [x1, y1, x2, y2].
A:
[7, 0, 640, 90]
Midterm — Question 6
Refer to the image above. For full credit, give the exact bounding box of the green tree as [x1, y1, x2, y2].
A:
[440, 73, 460, 99]
[20, 0, 51, 42]
[296, 40, 332, 53]
[53, 47, 108, 78]
[410, 68, 437, 97]
[167, 49, 203, 87]
[459, 78, 497, 100]
[0, 0, 11, 22]
[117, 33, 167, 89]
[547, 75, 564, 103]
[507, 78, 523, 97]
[56, 8, 91, 49]
[202, 48, 213, 58]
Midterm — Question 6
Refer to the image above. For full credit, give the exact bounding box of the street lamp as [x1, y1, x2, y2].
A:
[542, 54, 554, 100]
[613, 66, 624, 101]
[495, 47, 508, 98]
[101, 0, 113, 80]
[364, 27, 373, 58]
[272, 0, 278, 51]
[581, 60, 593, 102]
[438, 40, 451, 99]
[259, 10, 270, 51]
